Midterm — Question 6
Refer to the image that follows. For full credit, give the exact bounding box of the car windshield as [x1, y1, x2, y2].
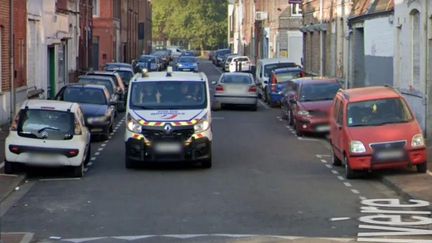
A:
[274, 71, 301, 83]
[178, 57, 196, 63]
[115, 70, 134, 85]
[130, 81, 207, 109]
[264, 63, 297, 77]
[299, 83, 340, 102]
[17, 109, 74, 140]
[347, 98, 413, 127]
[79, 78, 114, 95]
[139, 56, 156, 62]
[222, 75, 252, 84]
[63, 87, 107, 105]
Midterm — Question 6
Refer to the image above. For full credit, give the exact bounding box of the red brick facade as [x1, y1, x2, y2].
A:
[79, 0, 93, 73]
[0, 1, 11, 92]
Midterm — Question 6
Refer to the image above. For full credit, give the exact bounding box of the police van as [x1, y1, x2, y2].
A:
[124, 68, 212, 168]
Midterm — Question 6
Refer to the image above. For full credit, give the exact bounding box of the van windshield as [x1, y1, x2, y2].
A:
[130, 81, 207, 110]
[347, 98, 413, 127]
[17, 109, 74, 140]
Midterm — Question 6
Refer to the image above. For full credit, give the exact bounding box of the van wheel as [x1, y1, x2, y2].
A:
[72, 162, 84, 177]
[4, 161, 16, 174]
[344, 156, 356, 179]
[417, 162, 427, 173]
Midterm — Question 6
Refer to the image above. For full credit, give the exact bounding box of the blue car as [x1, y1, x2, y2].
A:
[266, 67, 303, 106]
[176, 56, 199, 72]
[134, 55, 160, 72]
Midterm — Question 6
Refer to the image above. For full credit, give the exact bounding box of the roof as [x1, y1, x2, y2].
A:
[350, 0, 394, 19]
[273, 67, 302, 74]
[21, 99, 78, 112]
[258, 58, 297, 65]
[222, 72, 252, 77]
[104, 62, 132, 68]
[292, 77, 339, 85]
[67, 83, 108, 90]
[87, 71, 117, 75]
[341, 86, 400, 103]
[106, 67, 134, 72]
[133, 71, 207, 83]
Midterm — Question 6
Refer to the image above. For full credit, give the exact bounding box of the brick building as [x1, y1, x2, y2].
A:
[138, 0, 152, 55]
[78, 0, 93, 74]
[120, 0, 139, 63]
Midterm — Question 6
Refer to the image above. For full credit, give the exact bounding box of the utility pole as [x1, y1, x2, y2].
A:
[319, 0, 324, 76]
[9, 0, 15, 123]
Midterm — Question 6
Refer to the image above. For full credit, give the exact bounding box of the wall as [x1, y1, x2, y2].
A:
[0, 0, 11, 124]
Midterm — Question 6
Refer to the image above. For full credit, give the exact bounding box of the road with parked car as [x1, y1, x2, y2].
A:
[2, 58, 431, 242]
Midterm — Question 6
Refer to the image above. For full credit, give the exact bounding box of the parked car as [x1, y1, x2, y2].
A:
[86, 71, 127, 109]
[180, 51, 196, 57]
[329, 86, 427, 179]
[208, 51, 214, 60]
[213, 72, 258, 111]
[104, 62, 133, 71]
[105, 67, 135, 88]
[176, 56, 199, 72]
[55, 84, 116, 140]
[4, 99, 91, 177]
[151, 50, 170, 70]
[256, 58, 299, 102]
[228, 56, 252, 73]
[223, 54, 238, 71]
[135, 55, 161, 72]
[213, 48, 231, 65]
[284, 77, 341, 136]
[266, 67, 303, 106]
[167, 46, 183, 59]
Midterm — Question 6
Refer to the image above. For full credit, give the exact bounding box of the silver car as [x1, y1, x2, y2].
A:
[213, 72, 258, 111]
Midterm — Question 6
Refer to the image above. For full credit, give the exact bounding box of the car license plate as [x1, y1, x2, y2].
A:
[183, 69, 190, 71]
[91, 128, 103, 132]
[316, 125, 330, 132]
[376, 150, 404, 160]
[154, 143, 182, 153]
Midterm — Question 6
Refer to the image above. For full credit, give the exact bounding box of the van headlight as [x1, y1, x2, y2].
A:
[194, 119, 210, 133]
[127, 114, 142, 133]
[350, 141, 366, 154]
[412, 134, 425, 148]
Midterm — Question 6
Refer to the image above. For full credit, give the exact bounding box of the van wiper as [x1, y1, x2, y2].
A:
[38, 127, 60, 133]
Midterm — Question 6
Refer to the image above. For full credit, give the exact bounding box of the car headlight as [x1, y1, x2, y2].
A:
[177, 63, 183, 67]
[412, 134, 425, 148]
[127, 114, 142, 133]
[194, 119, 210, 133]
[297, 110, 310, 117]
[350, 141, 366, 154]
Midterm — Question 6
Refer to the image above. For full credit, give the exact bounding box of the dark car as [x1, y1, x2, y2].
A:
[212, 48, 231, 65]
[104, 62, 133, 71]
[281, 77, 341, 136]
[55, 84, 115, 140]
[151, 50, 170, 69]
[78, 75, 120, 113]
[180, 51, 195, 57]
[266, 67, 303, 106]
[215, 49, 231, 66]
[84, 71, 127, 112]
[176, 56, 199, 72]
[135, 55, 160, 72]
[105, 67, 135, 87]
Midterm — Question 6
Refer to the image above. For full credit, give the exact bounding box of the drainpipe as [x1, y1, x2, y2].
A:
[319, 0, 324, 76]
[9, 0, 15, 123]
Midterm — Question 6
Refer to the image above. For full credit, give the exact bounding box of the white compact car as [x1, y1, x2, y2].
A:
[228, 56, 251, 73]
[4, 100, 91, 177]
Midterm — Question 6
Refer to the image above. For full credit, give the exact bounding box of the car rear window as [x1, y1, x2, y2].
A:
[115, 70, 133, 85]
[347, 98, 413, 127]
[222, 75, 252, 84]
[299, 83, 341, 102]
[64, 87, 107, 105]
[275, 71, 301, 83]
[179, 57, 196, 63]
[79, 78, 114, 95]
[17, 109, 74, 140]
[264, 63, 297, 77]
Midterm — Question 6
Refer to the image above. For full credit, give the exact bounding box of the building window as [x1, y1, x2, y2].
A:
[411, 9, 420, 88]
[93, 0, 99, 17]
[291, 3, 302, 16]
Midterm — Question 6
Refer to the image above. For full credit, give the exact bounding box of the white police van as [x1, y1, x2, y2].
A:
[124, 68, 212, 168]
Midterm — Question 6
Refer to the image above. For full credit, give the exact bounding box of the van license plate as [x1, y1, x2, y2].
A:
[154, 143, 182, 153]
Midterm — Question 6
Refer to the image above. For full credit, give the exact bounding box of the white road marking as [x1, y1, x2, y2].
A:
[61, 237, 104, 243]
[108, 136, 112, 139]
[297, 137, 321, 142]
[325, 164, 333, 169]
[427, 170, 432, 176]
[87, 162, 93, 167]
[337, 176, 345, 181]
[343, 182, 352, 187]
[316, 154, 331, 158]
[358, 238, 432, 242]
[94, 152, 100, 156]
[330, 217, 351, 221]
[258, 100, 270, 110]
[321, 159, 327, 163]
[97, 148, 104, 152]
[331, 170, 339, 175]
[0, 162, 4, 169]
[101, 144, 106, 147]
[90, 157, 96, 161]
[276, 116, 281, 119]
[351, 189, 360, 194]
[359, 196, 367, 200]
[39, 178, 81, 182]
[285, 125, 291, 129]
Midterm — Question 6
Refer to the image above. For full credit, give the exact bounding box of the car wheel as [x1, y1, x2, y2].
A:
[344, 155, 356, 179]
[125, 154, 135, 169]
[263, 88, 268, 102]
[4, 161, 16, 174]
[332, 149, 342, 166]
[294, 120, 303, 136]
[417, 162, 427, 173]
[72, 162, 84, 177]
[84, 144, 91, 165]
[281, 106, 288, 120]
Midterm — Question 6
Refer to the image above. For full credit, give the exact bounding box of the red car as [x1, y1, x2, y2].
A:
[329, 86, 427, 179]
[282, 77, 341, 136]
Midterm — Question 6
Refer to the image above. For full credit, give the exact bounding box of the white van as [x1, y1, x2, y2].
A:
[255, 58, 298, 101]
[124, 69, 212, 168]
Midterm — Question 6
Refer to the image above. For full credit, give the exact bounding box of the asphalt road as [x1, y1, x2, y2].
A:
[1, 61, 431, 243]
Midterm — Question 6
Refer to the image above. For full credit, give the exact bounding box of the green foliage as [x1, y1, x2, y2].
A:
[152, 0, 227, 50]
